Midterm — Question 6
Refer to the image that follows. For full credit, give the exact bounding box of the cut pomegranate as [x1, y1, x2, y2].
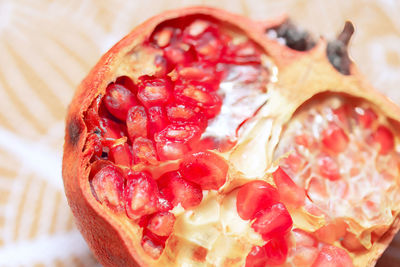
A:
[236, 180, 279, 220]
[90, 165, 125, 212]
[157, 171, 203, 209]
[64, 8, 400, 267]
[179, 151, 228, 190]
[104, 83, 137, 120]
[124, 172, 160, 220]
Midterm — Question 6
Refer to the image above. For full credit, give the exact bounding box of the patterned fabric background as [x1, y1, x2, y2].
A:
[0, 0, 399, 266]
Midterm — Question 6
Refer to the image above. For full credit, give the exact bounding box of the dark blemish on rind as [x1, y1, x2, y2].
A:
[327, 21, 355, 75]
[68, 118, 81, 146]
[267, 20, 316, 51]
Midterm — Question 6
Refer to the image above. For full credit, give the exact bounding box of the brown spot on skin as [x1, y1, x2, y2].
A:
[193, 246, 208, 262]
[68, 118, 81, 146]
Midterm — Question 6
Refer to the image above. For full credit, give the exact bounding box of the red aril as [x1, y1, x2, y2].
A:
[293, 246, 319, 266]
[100, 118, 125, 139]
[317, 155, 341, 181]
[311, 245, 354, 267]
[155, 141, 189, 161]
[147, 106, 168, 135]
[223, 41, 261, 64]
[251, 203, 293, 241]
[236, 180, 279, 220]
[245, 236, 289, 267]
[141, 229, 167, 259]
[91, 165, 125, 212]
[355, 107, 377, 128]
[147, 212, 175, 236]
[126, 106, 148, 141]
[174, 83, 222, 118]
[321, 122, 349, 153]
[157, 171, 203, 209]
[104, 83, 137, 120]
[272, 167, 306, 208]
[163, 41, 196, 64]
[124, 172, 160, 220]
[292, 228, 317, 247]
[154, 124, 202, 145]
[109, 143, 133, 167]
[179, 151, 228, 190]
[132, 137, 158, 164]
[165, 104, 205, 126]
[372, 125, 394, 155]
[176, 62, 221, 87]
[137, 76, 172, 107]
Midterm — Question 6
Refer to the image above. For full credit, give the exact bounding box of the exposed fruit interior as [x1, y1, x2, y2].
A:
[83, 15, 274, 262]
[81, 14, 399, 266]
[274, 93, 400, 254]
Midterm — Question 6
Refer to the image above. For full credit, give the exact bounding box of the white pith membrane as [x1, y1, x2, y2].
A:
[273, 94, 400, 263]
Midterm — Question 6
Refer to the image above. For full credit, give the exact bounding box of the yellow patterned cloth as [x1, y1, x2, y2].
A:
[0, 0, 399, 266]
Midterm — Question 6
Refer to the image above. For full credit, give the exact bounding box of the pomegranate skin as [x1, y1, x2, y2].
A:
[62, 6, 400, 267]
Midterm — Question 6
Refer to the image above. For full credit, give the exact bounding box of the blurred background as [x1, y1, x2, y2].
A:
[0, 0, 399, 266]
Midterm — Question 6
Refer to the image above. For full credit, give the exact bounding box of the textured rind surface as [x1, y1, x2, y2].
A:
[62, 6, 400, 267]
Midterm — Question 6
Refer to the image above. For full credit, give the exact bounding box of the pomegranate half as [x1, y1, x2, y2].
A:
[62, 6, 400, 267]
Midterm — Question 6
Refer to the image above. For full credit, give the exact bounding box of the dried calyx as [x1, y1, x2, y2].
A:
[63, 8, 400, 267]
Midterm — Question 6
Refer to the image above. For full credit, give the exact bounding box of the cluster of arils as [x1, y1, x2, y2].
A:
[84, 17, 273, 258]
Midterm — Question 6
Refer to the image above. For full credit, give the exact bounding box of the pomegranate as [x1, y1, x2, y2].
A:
[63, 7, 400, 267]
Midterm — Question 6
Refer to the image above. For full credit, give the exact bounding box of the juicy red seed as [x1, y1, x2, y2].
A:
[164, 44, 196, 65]
[311, 245, 354, 267]
[321, 123, 349, 153]
[147, 212, 175, 236]
[292, 228, 318, 247]
[252, 203, 293, 241]
[236, 180, 279, 220]
[87, 133, 103, 158]
[100, 118, 125, 139]
[156, 141, 189, 161]
[110, 143, 133, 167]
[177, 62, 221, 87]
[137, 76, 172, 107]
[124, 172, 160, 220]
[91, 165, 124, 211]
[126, 106, 148, 142]
[272, 167, 305, 208]
[141, 229, 167, 259]
[166, 104, 205, 126]
[355, 107, 377, 128]
[132, 137, 158, 164]
[174, 83, 222, 118]
[115, 76, 137, 92]
[223, 41, 261, 64]
[245, 245, 268, 267]
[104, 83, 137, 120]
[154, 124, 202, 144]
[179, 151, 228, 190]
[245, 237, 289, 267]
[148, 106, 168, 135]
[372, 125, 394, 155]
[317, 155, 341, 181]
[158, 171, 203, 209]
